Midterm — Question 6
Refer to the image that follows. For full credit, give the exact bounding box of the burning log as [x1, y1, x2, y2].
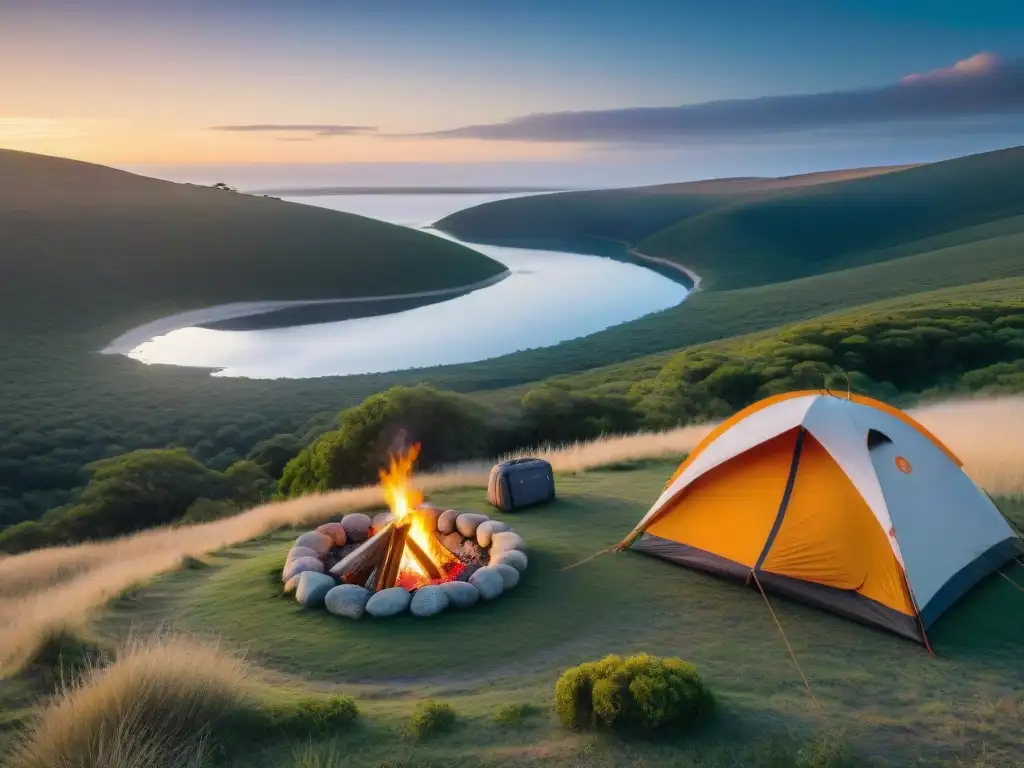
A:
[329, 522, 394, 583]
[405, 535, 444, 581]
[374, 520, 410, 591]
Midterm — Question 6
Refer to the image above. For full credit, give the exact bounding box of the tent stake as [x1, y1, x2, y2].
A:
[750, 570, 822, 715]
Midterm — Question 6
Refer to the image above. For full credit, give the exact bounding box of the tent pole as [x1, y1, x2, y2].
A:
[899, 566, 936, 657]
[750, 570, 823, 715]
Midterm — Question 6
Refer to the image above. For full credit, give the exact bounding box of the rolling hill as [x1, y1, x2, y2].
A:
[637, 146, 1024, 290]
[434, 165, 910, 248]
[0, 150, 506, 340]
[437, 146, 1024, 293]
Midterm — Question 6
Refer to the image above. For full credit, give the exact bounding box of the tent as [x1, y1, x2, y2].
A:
[618, 390, 1020, 645]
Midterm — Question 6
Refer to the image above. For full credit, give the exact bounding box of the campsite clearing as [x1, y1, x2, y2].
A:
[86, 463, 1024, 767]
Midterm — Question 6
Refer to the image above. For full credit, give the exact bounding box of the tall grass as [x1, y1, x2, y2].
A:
[0, 396, 1021, 678]
[7, 633, 261, 768]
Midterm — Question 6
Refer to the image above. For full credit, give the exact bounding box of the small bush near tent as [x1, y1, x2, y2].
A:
[554, 653, 714, 734]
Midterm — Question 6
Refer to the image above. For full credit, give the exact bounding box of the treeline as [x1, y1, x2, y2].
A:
[0, 450, 274, 553]
[280, 301, 1024, 495]
[1, 301, 1021, 553]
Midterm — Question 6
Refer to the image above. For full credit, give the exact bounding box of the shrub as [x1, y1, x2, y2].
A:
[7, 633, 261, 768]
[293, 694, 359, 733]
[408, 700, 456, 740]
[494, 702, 537, 726]
[554, 653, 714, 734]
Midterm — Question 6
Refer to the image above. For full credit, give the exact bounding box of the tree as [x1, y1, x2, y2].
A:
[279, 386, 493, 497]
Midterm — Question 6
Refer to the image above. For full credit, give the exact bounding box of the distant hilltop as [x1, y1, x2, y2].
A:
[248, 185, 573, 196]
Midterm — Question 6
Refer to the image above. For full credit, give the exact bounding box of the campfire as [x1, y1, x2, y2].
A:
[283, 443, 529, 619]
[332, 445, 465, 591]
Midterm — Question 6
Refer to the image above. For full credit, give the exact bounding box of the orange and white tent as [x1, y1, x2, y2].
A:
[619, 391, 1020, 644]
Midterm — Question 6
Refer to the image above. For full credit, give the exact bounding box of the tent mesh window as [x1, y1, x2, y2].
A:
[867, 429, 893, 449]
[487, 458, 555, 512]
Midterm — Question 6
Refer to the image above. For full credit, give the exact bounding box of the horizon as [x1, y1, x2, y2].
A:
[2, 1, 1023, 182]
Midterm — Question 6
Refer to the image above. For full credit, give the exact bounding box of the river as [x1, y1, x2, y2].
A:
[123, 192, 689, 378]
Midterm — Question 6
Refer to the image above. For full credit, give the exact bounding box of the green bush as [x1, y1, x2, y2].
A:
[295, 695, 359, 732]
[554, 653, 714, 734]
[408, 700, 456, 740]
[264, 694, 359, 736]
[493, 702, 537, 726]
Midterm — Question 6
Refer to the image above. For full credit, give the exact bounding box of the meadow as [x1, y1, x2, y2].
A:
[1, 397, 1022, 766]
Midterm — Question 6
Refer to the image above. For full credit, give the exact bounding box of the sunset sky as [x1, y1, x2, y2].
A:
[2, 0, 1023, 182]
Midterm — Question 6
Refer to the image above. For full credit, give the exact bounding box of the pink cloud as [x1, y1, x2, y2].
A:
[901, 52, 1004, 84]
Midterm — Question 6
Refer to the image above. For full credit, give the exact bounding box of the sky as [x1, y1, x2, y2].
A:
[2, 0, 1023, 185]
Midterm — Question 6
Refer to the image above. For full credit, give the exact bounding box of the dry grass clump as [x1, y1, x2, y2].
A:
[0, 473, 484, 676]
[7, 633, 261, 768]
[914, 395, 1024, 497]
[510, 422, 713, 474]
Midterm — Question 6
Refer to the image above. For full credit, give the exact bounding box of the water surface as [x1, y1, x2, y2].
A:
[127, 194, 688, 378]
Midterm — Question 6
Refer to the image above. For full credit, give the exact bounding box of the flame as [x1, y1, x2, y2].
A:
[378, 444, 459, 589]
[379, 443, 424, 520]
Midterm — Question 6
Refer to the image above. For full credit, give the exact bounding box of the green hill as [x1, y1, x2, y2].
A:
[437, 147, 1024, 296]
[638, 146, 1024, 290]
[435, 165, 908, 248]
[0, 150, 506, 340]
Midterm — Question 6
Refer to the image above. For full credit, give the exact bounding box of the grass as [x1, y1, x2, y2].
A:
[4, 395, 1023, 682]
[2, 420, 1022, 764]
[69, 463, 1024, 766]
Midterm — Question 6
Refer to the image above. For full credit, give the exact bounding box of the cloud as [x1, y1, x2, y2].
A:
[901, 52, 1004, 84]
[209, 124, 377, 138]
[411, 53, 1024, 144]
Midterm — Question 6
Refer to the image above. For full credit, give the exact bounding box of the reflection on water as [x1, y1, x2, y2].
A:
[127, 194, 688, 379]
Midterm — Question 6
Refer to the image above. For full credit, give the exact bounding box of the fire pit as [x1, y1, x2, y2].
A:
[281, 445, 528, 619]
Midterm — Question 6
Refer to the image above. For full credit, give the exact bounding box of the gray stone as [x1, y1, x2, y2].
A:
[282, 555, 324, 582]
[295, 531, 333, 555]
[490, 531, 526, 554]
[325, 584, 371, 619]
[476, 519, 510, 547]
[491, 549, 528, 572]
[469, 567, 505, 600]
[316, 522, 348, 547]
[493, 563, 521, 589]
[410, 585, 450, 617]
[437, 508, 460, 534]
[372, 511, 396, 531]
[341, 513, 372, 541]
[283, 575, 301, 594]
[439, 580, 480, 608]
[365, 587, 411, 617]
[441, 532, 464, 553]
[295, 572, 336, 608]
[285, 545, 318, 563]
[456, 512, 490, 538]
